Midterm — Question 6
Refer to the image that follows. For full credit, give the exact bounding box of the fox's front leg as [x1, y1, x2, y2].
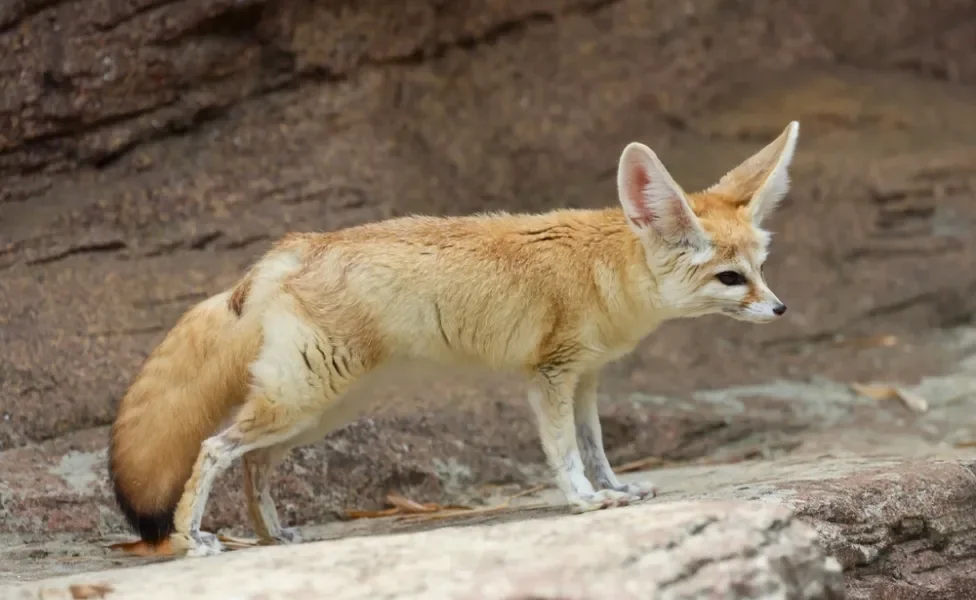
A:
[527, 369, 632, 513]
[574, 370, 657, 502]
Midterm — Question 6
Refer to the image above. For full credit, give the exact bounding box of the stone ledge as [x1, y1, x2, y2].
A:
[5, 500, 843, 600]
[606, 453, 976, 600]
[4, 449, 976, 598]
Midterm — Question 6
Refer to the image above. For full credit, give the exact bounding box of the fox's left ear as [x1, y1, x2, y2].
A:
[708, 121, 800, 226]
[616, 142, 709, 249]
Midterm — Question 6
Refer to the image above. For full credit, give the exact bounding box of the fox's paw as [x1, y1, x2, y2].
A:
[182, 531, 225, 558]
[612, 480, 658, 501]
[261, 527, 303, 546]
[276, 527, 303, 544]
[570, 489, 633, 514]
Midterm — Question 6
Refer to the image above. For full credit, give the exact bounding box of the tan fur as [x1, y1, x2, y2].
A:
[109, 122, 801, 556]
[228, 275, 252, 316]
[109, 289, 260, 518]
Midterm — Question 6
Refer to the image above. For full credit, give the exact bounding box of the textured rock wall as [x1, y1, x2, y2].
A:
[3, 0, 976, 192]
[5, 2, 976, 597]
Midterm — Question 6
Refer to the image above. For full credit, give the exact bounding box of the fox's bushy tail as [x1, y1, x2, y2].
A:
[109, 250, 300, 543]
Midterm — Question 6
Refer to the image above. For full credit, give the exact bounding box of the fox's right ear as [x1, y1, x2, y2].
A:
[617, 142, 709, 248]
[708, 121, 799, 226]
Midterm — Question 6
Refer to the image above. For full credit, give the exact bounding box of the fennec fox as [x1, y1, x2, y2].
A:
[110, 121, 799, 556]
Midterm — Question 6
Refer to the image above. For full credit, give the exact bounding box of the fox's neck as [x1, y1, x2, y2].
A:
[572, 208, 687, 337]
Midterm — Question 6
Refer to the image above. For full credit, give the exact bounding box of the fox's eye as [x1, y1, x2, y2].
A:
[716, 271, 747, 286]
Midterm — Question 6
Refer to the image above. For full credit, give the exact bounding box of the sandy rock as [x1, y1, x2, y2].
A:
[635, 455, 976, 600]
[6, 350, 976, 596]
[792, 460, 976, 600]
[5, 500, 844, 600]
[5, 0, 976, 597]
[0, 401, 755, 537]
[4, 440, 976, 597]
[6, 3, 976, 453]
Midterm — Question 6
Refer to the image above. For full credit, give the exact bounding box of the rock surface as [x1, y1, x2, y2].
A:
[5, 0, 976, 452]
[4, 0, 976, 597]
[3, 0, 975, 181]
[634, 455, 976, 600]
[4, 352, 976, 596]
[9, 451, 976, 598]
[5, 500, 845, 600]
[7, 329, 976, 542]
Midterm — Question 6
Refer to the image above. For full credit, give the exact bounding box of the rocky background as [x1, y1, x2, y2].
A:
[3, 0, 976, 597]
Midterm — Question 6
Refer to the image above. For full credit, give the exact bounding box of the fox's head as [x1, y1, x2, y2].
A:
[617, 121, 799, 324]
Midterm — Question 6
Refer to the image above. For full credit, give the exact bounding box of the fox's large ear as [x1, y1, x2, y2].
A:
[709, 121, 799, 226]
[617, 142, 709, 248]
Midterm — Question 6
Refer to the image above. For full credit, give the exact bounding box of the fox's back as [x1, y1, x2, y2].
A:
[271, 209, 644, 371]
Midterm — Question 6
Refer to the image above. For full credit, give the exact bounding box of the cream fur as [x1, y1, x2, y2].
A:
[108, 122, 801, 557]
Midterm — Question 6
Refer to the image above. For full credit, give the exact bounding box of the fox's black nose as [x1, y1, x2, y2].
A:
[773, 303, 787, 316]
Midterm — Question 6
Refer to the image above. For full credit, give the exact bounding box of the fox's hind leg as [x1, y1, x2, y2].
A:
[171, 394, 319, 557]
[573, 370, 657, 502]
[243, 446, 302, 545]
[172, 297, 370, 557]
[243, 387, 375, 546]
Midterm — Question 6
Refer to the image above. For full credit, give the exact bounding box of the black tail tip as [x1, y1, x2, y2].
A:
[118, 505, 175, 545]
[109, 466, 175, 544]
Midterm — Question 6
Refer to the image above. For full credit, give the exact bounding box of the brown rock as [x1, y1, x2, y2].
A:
[623, 453, 976, 600]
[4, 500, 845, 600]
[0, 429, 113, 536]
[5, 1, 976, 452]
[2, 0, 975, 182]
[0, 400, 771, 537]
[4, 417, 976, 597]
[0, 0, 603, 178]
[790, 461, 976, 600]
[5, 0, 976, 596]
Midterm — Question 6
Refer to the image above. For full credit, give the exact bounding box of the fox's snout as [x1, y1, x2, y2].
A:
[738, 284, 787, 323]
